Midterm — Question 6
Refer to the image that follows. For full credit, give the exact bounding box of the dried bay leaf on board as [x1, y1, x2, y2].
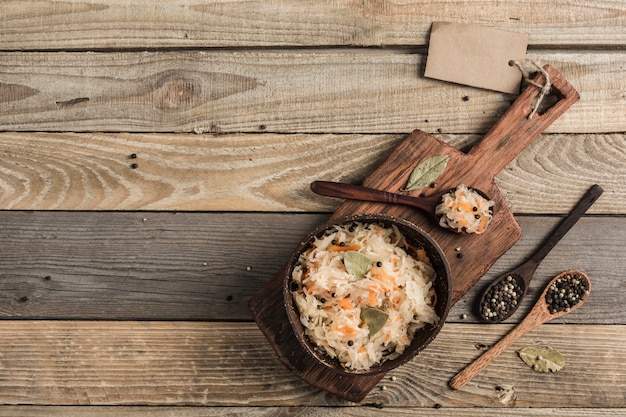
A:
[343, 251, 372, 279]
[403, 155, 450, 191]
[518, 346, 565, 373]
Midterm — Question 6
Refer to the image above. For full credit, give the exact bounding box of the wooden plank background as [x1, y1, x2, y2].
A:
[0, 0, 624, 415]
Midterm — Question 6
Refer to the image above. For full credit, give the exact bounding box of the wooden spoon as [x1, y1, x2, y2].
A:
[449, 269, 591, 390]
[310, 180, 491, 234]
[477, 184, 603, 323]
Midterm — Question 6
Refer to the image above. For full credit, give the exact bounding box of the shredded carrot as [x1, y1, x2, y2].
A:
[332, 325, 357, 336]
[368, 289, 377, 307]
[476, 215, 489, 234]
[372, 269, 395, 287]
[328, 244, 362, 252]
[459, 201, 473, 212]
[339, 298, 353, 310]
[359, 347, 365, 354]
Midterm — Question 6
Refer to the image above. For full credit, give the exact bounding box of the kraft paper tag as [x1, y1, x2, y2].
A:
[424, 22, 528, 94]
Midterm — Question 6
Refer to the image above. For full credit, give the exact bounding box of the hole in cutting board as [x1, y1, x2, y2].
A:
[531, 80, 564, 116]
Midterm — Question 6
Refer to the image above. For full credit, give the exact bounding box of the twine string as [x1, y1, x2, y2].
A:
[511, 60, 552, 119]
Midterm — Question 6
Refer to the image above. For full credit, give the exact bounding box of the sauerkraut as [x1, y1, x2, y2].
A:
[435, 185, 494, 234]
[290, 221, 439, 371]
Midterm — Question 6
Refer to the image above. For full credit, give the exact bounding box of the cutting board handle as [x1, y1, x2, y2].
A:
[468, 64, 580, 179]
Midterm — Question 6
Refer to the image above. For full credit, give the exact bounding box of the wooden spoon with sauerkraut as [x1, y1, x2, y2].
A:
[310, 181, 494, 235]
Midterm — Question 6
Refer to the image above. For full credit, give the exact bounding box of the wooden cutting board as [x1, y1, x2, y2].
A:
[249, 65, 579, 402]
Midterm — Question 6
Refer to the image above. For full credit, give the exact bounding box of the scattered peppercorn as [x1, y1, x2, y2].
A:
[480, 275, 523, 321]
[348, 340, 354, 346]
[376, 261, 382, 267]
[545, 271, 589, 314]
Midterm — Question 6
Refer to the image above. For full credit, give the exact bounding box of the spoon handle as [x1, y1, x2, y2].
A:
[529, 184, 603, 266]
[449, 306, 549, 390]
[310, 181, 435, 212]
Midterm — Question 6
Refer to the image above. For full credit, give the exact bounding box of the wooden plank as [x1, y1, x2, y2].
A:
[0, 321, 623, 407]
[0, 406, 625, 417]
[0, 51, 624, 133]
[0, 0, 624, 50]
[0, 213, 623, 323]
[0, 132, 622, 213]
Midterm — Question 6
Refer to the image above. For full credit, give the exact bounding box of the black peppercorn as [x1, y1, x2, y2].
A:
[545, 272, 589, 314]
[480, 275, 523, 321]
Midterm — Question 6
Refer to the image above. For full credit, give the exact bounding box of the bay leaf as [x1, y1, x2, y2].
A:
[343, 251, 372, 279]
[360, 307, 389, 336]
[518, 346, 565, 373]
[403, 155, 450, 191]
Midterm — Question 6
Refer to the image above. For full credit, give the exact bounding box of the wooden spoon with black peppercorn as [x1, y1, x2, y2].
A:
[450, 269, 590, 390]
[478, 184, 603, 323]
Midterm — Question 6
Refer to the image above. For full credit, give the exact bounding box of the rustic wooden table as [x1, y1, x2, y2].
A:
[1, 1, 625, 416]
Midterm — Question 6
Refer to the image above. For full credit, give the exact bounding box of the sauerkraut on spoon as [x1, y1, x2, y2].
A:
[311, 181, 495, 235]
[435, 185, 494, 234]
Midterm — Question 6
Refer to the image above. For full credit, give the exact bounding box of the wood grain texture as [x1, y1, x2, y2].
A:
[0, 0, 624, 50]
[0, 406, 625, 417]
[0, 213, 622, 324]
[0, 132, 622, 213]
[0, 321, 623, 407]
[0, 51, 624, 133]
